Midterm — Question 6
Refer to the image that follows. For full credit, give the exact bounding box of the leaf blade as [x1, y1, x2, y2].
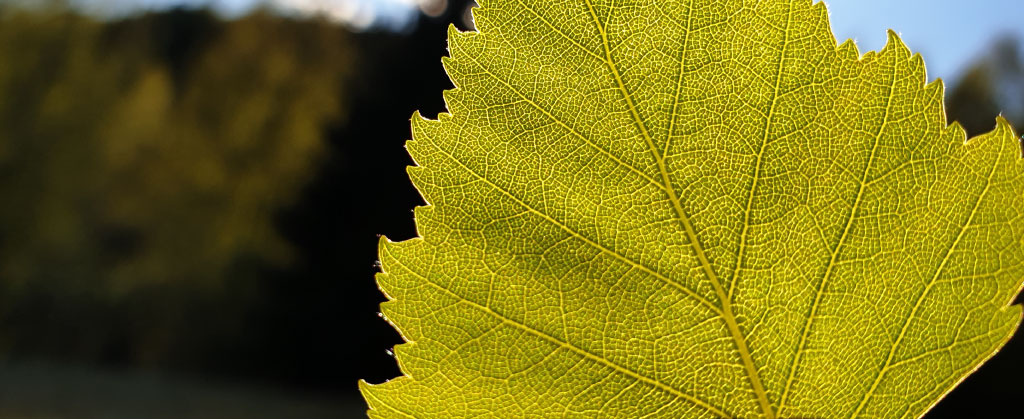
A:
[363, 1, 1024, 417]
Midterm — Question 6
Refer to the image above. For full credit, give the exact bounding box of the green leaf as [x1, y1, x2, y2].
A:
[360, 0, 1024, 417]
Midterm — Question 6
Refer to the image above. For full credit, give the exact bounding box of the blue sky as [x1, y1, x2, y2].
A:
[823, 0, 1023, 82]
[67, 0, 1024, 82]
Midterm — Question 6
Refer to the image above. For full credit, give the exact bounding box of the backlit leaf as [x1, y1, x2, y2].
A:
[361, 0, 1024, 417]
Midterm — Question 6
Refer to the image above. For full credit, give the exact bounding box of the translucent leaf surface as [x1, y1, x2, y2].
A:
[361, 0, 1024, 417]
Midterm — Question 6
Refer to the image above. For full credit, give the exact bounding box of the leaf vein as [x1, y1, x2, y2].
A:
[384, 246, 731, 418]
[460, 52, 666, 190]
[425, 139, 724, 316]
[727, 0, 795, 301]
[511, 0, 606, 63]
[848, 131, 1005, 419]
[778, 48, 901, 416]
[582, 0, 774, 416]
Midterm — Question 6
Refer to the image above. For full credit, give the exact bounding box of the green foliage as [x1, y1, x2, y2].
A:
[0, 8, 351, 360]
[363, 0, 1024, 417]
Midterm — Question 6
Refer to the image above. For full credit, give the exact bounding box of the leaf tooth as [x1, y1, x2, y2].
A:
[907, 52, 927, 85]
[808, 0, 836, 48]
[442, 26, 480, 119]
[906, 54, 947, 129]
[438, 53, 476, 119]
[965, 115, 1016, 147]
[374, 271, 397, 303]
[446, 23, 476, 57]
[944, 118, 969, 145]
[410, 206, 439, 244]
[880, 29, 911, 61]
[405, 119, 442, 209]
[444, 28, 482, 75]
[440, 55, 457, 82]
[357, 379, 386, 412]
[440, 95, 465, 125]
[377, 298, 404, 338]
[407, 109, 424, 123]
[375, 296, 401, 333]
[388, 341, 419, 378]
[923, 76, 944, 103]
[990, 115, 1021, 154]
[378, 236, 424, 270]
[995, 113, 1014, 128]
[404, 164, 436, 211]
[470, 0, 492, 29]
[438, 84, 468, 119]
[930, 76, 954, 126]
[994, 114, 1020, 141]
[408, 113, 443, 157]
[376, 238, 406, 300]
[376, 240, 429, 350]
[359, 376, 417, 418]
[836, 39, 859, 61]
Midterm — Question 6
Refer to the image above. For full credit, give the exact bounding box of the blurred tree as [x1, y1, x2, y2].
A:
[947, 36, 1024, 137]
[0, 6, 353, 365]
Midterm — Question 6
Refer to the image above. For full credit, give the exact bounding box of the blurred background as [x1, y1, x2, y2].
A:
[0, 0, 1019, 417]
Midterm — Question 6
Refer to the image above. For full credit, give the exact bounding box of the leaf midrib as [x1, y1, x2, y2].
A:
[581, 0, 774, 417]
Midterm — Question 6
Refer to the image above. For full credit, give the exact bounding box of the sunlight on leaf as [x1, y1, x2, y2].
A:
[361, 0, 1024, 417]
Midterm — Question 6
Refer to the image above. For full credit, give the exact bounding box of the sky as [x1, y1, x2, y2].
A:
[822, 0, 1023, 82]
[60, 0, 1024, 82]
